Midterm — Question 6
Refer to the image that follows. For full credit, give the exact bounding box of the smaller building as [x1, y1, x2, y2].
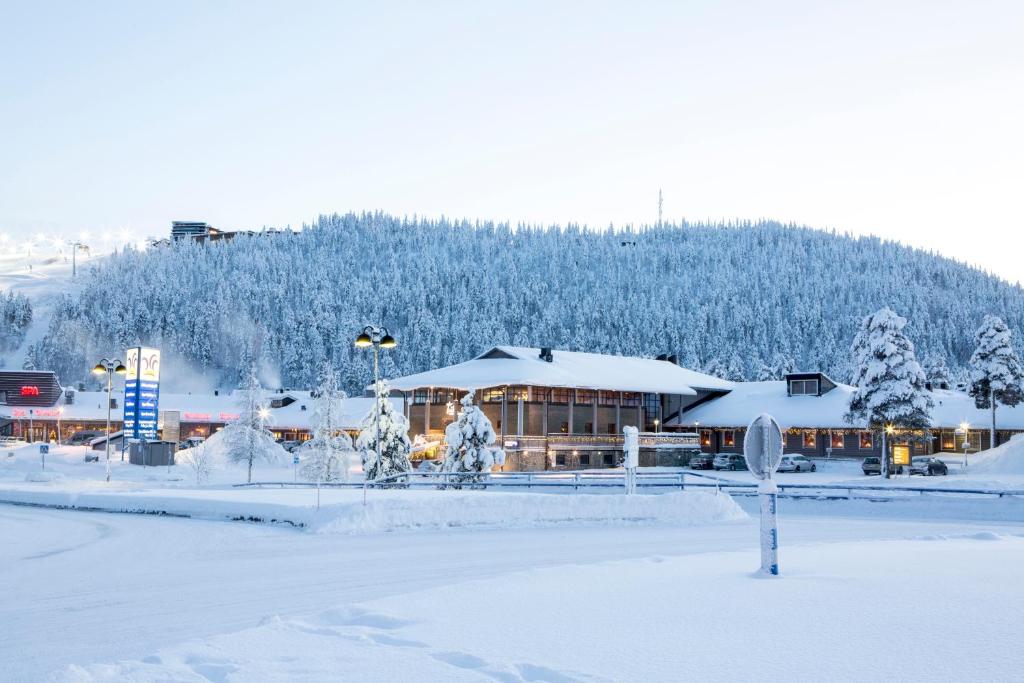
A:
[670, 372, 1024, 458]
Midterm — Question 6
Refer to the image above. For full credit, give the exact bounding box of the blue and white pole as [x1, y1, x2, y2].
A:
[759, 479, 779, 576]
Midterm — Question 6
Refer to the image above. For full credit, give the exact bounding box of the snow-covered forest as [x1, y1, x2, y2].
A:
[0, 290, 32, 358]
[28, 213, 1024, 394]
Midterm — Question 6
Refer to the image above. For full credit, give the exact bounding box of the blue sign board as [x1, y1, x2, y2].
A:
[123, 347, 161, 440]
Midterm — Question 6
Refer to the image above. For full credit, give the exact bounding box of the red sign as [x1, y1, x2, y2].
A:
[182, 412, 212, 421]
[20, 386, 40, 397]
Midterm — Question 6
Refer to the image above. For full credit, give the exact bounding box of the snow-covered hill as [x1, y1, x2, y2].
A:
[21, 215, 1024, 393]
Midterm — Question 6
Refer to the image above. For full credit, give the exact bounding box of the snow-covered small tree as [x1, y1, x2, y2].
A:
[756, 361, 777, 382]
[355, 379, 411, 485]
[845, 307, 933, 477]
[924, 354, 951, 390]
[301, 362, 354, 483]
[221, 364, 281, 483]
[182, 439, 213, 486]
[441, 392, 506, 488]
[969, 315, 1024, 449]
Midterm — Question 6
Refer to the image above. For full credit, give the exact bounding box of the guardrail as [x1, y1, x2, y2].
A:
[233, 470, 1024, 501]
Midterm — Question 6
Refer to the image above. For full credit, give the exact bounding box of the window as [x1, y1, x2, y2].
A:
[831, 433, 844, 449]
[722, 430, 735, 448]
[803, 431, 817, 448]
[942, 434, 955, 450]
[412, 389, 429, 405]
[790, 379, 820, 396]
[621, 392, 641, 407]
[482, 388, 505, 402]
[599, 391, 618, 405]
[584, 422, 593, 433]
[575, 390, 595, 405]
[550, 388, 573, 404]
[530, 387, 549, 402]
[507, 386, 528, 401]
[432, 389, 455, 404]
[914, 441, 925, 453]
[603, 452, 615, 466]
[860, 431, 873, 449]
[700, 430, 712, 447]
[555, 453, 566, 466]
[579, 453, 590, 466]
[559, 421, 569, 433]
[607, 422, 617, 434]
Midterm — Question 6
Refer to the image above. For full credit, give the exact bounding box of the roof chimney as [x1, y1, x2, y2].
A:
[539, 347, 553, 363]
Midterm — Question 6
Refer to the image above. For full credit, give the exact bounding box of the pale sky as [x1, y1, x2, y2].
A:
[2, 1, 1022, 283]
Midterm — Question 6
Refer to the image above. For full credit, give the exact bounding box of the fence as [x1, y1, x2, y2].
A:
[234, 470, 1024, 501]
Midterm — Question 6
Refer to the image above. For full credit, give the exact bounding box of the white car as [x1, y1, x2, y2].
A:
[777, 455, 816, 473]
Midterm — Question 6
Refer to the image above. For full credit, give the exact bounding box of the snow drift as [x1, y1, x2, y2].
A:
[970, 434, 1024, 475]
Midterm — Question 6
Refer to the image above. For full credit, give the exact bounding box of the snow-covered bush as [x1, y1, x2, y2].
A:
[355, 380, 411, 485]
[221, 366, 284, 483]
[301, 363, 354, 483]
[180, 440, 214, 485]
[440, 393, 505, 488]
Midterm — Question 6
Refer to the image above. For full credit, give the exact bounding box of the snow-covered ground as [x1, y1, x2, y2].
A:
[2, 504, 1022, 682]
[4, 442, 1024, 681]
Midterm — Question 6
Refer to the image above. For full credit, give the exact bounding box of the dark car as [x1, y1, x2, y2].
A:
[688, 453, 715, 470]
[713, 454, 748, 471]
[910, 456, 948, 476]
[862, 456, 882, 476]
[66, 431, 101, 446]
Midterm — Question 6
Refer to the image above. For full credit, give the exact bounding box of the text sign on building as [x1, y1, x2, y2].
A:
[123, 347, 161, 440]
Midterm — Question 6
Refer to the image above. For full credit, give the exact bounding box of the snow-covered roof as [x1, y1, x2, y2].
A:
[386, 346, 734, 395]
[0, 390, 398, 431]
[670, 381, 1024, 431]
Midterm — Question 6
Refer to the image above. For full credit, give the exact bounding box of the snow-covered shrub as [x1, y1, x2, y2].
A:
[441, 393, 505, 488]
[221, 365, 284, 483]
[355, 380, 411, 485]
[301, 363, 354, 483]
[180, 440, 214, 485]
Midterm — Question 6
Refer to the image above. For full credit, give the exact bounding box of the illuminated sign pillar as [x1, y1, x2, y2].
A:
[123, 347, 161, 440]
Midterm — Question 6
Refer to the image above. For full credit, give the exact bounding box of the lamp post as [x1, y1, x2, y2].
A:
[92, 358, 127, 482]
[959, 421, 970, 472]
[883, 423, 895, 479]
[355, 325, 397, 477]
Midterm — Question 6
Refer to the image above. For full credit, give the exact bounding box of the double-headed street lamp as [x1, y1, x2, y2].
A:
[92, 358, 126, 482]
[354, 325, 397, 470]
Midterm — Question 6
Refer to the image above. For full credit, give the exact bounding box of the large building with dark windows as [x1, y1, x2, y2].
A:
[386, 346, 734, 470]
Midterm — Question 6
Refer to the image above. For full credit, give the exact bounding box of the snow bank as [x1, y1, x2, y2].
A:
[0, 484, 746, 533]
[971, 433, 1024, 474]
[311, 490, 746, 534]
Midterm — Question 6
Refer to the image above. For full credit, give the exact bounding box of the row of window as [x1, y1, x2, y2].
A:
[553, 451, 617, 467]
[702, 429, 879, 450]
[411, 387, 649, 406]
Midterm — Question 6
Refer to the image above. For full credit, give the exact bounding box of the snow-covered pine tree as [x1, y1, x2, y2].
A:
[725, 352, 746, 381]
[301, 362, 354, 483]
[969, 315, 1024, 449]
[845, 307, 933, 477]
[355, 379, 411, 485]
[924, 354, 951, 390]
[221, 364, 281, 483]
[755, 361, 777, 382]
[440, 392, 506, 488]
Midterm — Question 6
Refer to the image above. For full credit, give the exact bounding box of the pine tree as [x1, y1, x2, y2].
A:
[355, 379, 411, 484]
[924, 354, 951, 389]
[222, 364, 281, 483]
[845, 307, 933, 477]
[969, 315, 1024, 449]
[440, 392, 506, 487]
[301, 362, 354, 483]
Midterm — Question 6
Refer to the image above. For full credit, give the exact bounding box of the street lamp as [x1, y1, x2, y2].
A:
[92, 358, 126, 482]
[883, 423, 895, 479]
[958, 421, 970, 472]
[354, 325, 397, 478]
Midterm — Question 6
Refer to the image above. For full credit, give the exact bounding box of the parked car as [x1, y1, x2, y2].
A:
[688, 453, 715, 470]
[910, 456, 948, 476]
[713, 454, 748, 471]
[777, 455, 816, 473]
[862, 456, 882, 475]
[416, 459, 440, 473]
[178, 436, 206, 451]
[281, 440, 303, 453]
[66, 431, 101, 446]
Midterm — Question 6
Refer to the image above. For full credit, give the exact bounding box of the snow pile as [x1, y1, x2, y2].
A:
[971, 434, 1024, 475]
[311, 490, 746, 534]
